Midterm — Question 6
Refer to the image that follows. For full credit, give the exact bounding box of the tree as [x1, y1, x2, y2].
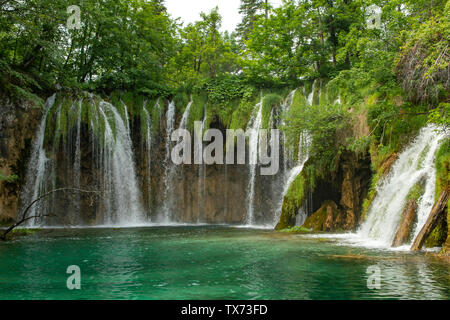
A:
[236, 0, 272, 46]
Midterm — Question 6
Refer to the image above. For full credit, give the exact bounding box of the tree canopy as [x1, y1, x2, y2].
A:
[0, 0, 448, 107]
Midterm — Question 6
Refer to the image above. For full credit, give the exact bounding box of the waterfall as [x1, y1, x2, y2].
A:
[179, 96, 193, 130]
[307, 80, 316, 106]
[245, 97, 263, 225]
[281, 90, 297, 172]
[274, 131, 312, 226]
[142, 102, 153, 212]
[357, 125, 447, 248]
[161, 101, 177, 223]
[334, 96, 341, 105]
[197, 105, 207, 223]
[22, 96, 146, 227]
[21, 95, 56, 224]
[72, 101, 82, 223]
[98, 101, 145, 225]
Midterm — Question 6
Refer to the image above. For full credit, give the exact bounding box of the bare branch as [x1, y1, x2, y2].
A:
[1, 188, 99, 241]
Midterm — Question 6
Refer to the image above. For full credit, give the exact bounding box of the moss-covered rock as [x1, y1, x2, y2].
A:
[425, 217, 448, 248]
[303, 200, 340, 232]
[275, 171, 308, 230]
[434, 140, 449, 253]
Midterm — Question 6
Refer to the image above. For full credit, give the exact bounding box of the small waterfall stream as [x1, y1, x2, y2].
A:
[245, 97, 263, 226]
[21, 95, 56, 223]
[161, 101, 177, 222]
[307, 80, 316, 106]
[274, 131, 312, 226]
[197, 105, 207, 223]
[142, 101, 153, 213]
[357, 125, 447, 248]
[179, 97, 193, 130]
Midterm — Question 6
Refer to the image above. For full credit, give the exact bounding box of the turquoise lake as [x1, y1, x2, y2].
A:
[0, 226, 448, 300]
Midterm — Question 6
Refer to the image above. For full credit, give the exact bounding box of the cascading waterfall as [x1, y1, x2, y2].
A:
[22, 95, 146, 227]
[245, 97, 263, 226]
[21, 95, 56, 225]
[274, 131, 312, 226]
[197, 105, 207, 223]
[280, 90, 297, 172]
[357, 125, 448, 248]
[98, 101, 145, 225]
[307, 79, 316, 106]
[179, 96, 193, 130]
[142, 101, 153, 210]
[161, 101, 177, 222]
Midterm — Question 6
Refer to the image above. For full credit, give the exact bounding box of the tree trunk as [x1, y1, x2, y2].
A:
[410, 188, 449, 251]
[392, 199, 417, 247]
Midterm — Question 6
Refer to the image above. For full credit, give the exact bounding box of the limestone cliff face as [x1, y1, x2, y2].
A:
[0, 96, 42, 225]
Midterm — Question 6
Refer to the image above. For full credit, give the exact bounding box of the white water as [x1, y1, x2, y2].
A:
[280, 90, 297, 172]
[197, 105, 207, 223]
[307, 80, 316, 106]
[21, 95, 55, 225]
[328, 125, 447, 249]
[96, 101, 145, 225]
[274, 131, 312, 226]
[161, 101, 177, 222]
[245, 97, 263, 226]
[142, 102, 153, 211]
[179, 96, 193, 130]
[23, 97, 146, 227]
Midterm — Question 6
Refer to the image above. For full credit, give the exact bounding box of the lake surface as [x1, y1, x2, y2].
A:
[0, 226, 448, 300]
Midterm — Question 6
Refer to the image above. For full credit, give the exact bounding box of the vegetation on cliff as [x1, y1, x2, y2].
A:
[0, 1, 448, 248]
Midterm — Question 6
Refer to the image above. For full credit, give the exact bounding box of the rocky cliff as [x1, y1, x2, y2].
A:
[0, 95, 42, 225]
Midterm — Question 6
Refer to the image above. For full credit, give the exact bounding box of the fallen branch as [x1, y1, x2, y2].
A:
[1, 188, 99, 241]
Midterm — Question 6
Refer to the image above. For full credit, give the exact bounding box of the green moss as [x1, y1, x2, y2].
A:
[187, 93, 207, 131]
[407, 181, 425, 202]
[120, 91, 145, 117]
[303, 205, 328, 231]
[425, 217, 448, 248]
[435, 139, 450, 201]
[140, 100, 154, 138]
[173, 91, 190, 113]
[12, 228, 35, 236]
[279, 226, 312, 233]
[150, 99, 163, 135]
[262, 94, 282, 130]
[275, 171, 308, 230]
[0, 172, 18, 182]
[416, 144, 431, 170]
[229, 89, 259, 131]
